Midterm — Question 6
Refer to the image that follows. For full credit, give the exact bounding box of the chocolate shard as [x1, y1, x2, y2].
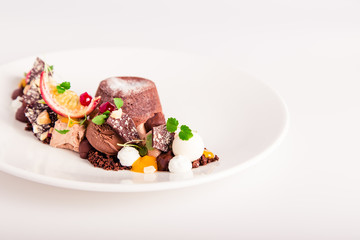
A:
[23, 85, 42, 106]
[24, 102, 57, 142]
[28, 57, 46, 83]
[21, 58, 57, 143]
[106, 113, 140, 142]
[23, 58, 47, 105]
[152, 124, 174, 152]
[144, 112, 166, 132]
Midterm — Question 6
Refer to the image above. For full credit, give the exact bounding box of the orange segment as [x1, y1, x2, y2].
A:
[58, 115, 82, 127]
[51, 87, 80, 111]
[40, 70, 100, 118]
[19, 78, 26, 88]
[131, 156, 158, 173]
[203, 149, 214, 159]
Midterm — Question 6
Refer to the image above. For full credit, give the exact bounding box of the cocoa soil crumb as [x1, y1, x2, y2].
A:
[41, 133, 52, 145]
[87, 149, 130, 171]
[25, 123, 33, 131]
[42, 137, 51, 145]
[192, 154, 219, 168]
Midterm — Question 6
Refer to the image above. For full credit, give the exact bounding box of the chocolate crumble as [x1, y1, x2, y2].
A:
[87, 149, 130, 171]
[192, 154, 219, 168]
[25, 122, 33, 131]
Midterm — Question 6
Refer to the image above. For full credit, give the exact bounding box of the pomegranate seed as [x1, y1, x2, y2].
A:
[99, 102, 115, 113]
[79, 92, 93, 106]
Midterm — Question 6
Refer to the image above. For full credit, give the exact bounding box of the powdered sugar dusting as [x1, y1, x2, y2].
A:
[107, 77, 151, 93]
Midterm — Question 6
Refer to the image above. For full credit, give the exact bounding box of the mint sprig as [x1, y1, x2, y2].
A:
[166, 117, 193, 141]
[55, 129, 70, 134]
[117, 141, 148, 157]
[79, 114, 87, 125]
[92, 110, 110, 125]
[47, 65, 54, 73]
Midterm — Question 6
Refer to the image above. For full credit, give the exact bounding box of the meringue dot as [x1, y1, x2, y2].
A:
[117, 146, 140, 167]
[168, 155, 192, 174]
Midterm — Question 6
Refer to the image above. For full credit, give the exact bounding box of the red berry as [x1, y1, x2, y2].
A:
[79, 92, 92, 106]
[99, 102, 115, 113]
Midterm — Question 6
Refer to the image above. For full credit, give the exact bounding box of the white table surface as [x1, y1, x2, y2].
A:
[1, 0, 359, 239]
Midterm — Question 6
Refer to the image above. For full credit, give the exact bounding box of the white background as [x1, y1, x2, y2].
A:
[1, 0, 359, 239]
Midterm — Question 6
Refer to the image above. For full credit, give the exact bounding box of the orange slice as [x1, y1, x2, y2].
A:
[40, 70, 100, 119]
[131, 156, 158, 173]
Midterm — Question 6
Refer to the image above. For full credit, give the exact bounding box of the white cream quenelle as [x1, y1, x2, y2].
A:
[172, 132, 204, 161]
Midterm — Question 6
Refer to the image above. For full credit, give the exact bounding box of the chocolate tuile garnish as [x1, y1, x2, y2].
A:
[152, 124, 174, 152]
[106, 113, 140, 142]
[27, 57, 46, 83]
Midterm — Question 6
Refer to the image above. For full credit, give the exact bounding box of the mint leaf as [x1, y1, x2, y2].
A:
[166, 118, 194, 140]
[138, 145, 148, 157]
[146, 133, 154, 150]
[55, 129, 70, 134]
[166, 117, 179, 133]
[179, 125, 193, 140]
[56, 81, 71, 93]
[60, 81, 71, 90]
[92, 114, 107, 125]
[114, 98, 124, 109]
[103, 110, 111, 117]
[92, 111, 110, 125]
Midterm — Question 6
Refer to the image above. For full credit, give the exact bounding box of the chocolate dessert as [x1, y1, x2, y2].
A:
[50, 120, 85, 152]
[11, 58, 219, 175]
[95, 77, 163, 126]
[86, 120, 124, 155]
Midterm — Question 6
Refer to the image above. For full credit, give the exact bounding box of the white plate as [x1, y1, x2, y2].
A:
[0, 48, 289, 192]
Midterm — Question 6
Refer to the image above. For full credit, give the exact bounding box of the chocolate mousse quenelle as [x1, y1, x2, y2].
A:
[11, 58, 219, 174]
